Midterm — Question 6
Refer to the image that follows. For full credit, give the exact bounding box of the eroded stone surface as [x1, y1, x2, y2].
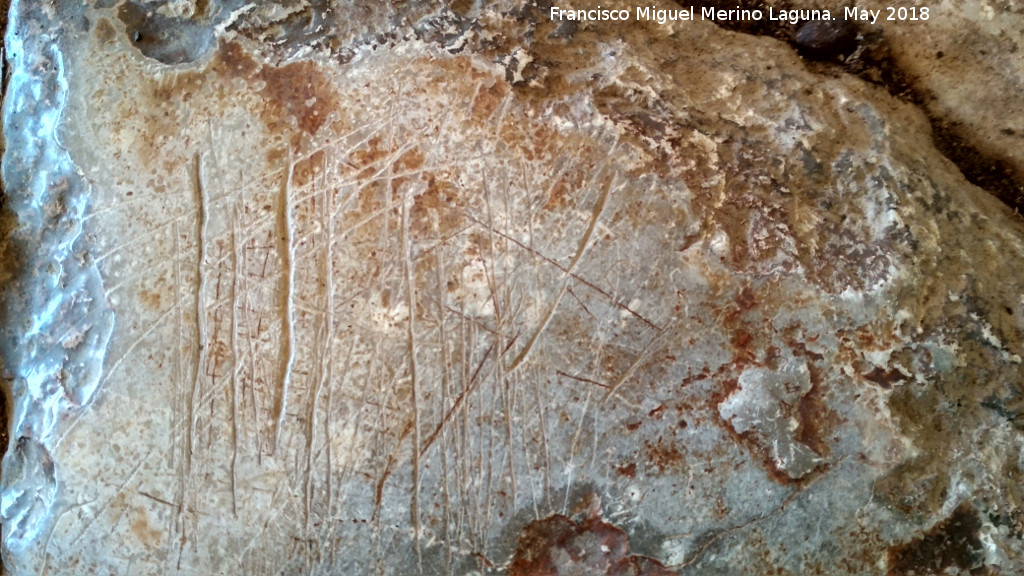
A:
[789, 0, 1024, 198]
[508, 494, 673, 576]
[1, 1, 1023, 575]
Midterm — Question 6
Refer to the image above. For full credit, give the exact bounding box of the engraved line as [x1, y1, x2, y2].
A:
[506, 173, 617, 373]
[310, 155, 335, 530]
[230, 201, 242, 517]
[173, 217, 187, 537]
[274, 150, 297, 453]
[190, 153, 210, 475]
[400, 192, 423, 563]
[600, 322, 673, 403]
[432, 219, 455, 576]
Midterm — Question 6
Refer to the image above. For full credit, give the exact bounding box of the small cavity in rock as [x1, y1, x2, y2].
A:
[795, 19, 858, 61]
[118, 1, 214, 64]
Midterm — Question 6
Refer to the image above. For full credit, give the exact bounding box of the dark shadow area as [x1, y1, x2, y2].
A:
[118, 0, 215, 64]
[680, 0, 1024, 216]
[1, 1, 12, 572]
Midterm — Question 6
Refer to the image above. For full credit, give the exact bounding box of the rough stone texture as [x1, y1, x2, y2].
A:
[507, 493, 674, 576]
[1, 1, 1023, 575]
[788, 0, 1024, 198]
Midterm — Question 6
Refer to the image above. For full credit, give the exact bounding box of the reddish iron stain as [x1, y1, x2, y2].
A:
[729, 329, 756, 365]
[779, 327, 826, 364]
[410, 176, 464, 238]
[616, 462, 638, 478]
[260, 61, 337, 139]
[854, 325, 877, 347]
[394, 148, 424, 173]
[94, 18, 117, 45]
[715, 378, 740, 404]
[292, 149, 326, 188]
[680, 368, 710, 388]
[509, 512, 674, 576]
[789, 345, 838, 461]
[471, 80, 508, 122]
[544, 179, 572, 210]
[861, 366, 907, 389]
[736, 285, 756, 311]
[712, 373, 830, 487]
[645, 439, 685, 473]
[213, 41, 260, 79]
[213, 41, 340, 149]
[794, 383, 835, 459]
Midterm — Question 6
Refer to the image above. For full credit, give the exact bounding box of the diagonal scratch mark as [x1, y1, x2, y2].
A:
[506, 174, 618, 373]
[418, 341, 495, 460]
[601, 323, 674, 403]
[556, 370, 609, 389]
[68, 455, 148, 548]
[460, 213, 661, 331]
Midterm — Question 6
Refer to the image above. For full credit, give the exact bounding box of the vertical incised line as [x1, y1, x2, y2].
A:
[190, 153, 210, 474]
[230, 202, 242, 517]
[179, 152, 210, 565]
[321, 158, 336, 531]
[173, 217, 188, 544]
[274, 151, 297, 454]
[433, 216, 454, 576]
[401, 193, 422, 570]
[310, 156, 336, 531]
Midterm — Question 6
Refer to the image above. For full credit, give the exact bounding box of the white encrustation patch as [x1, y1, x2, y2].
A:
[971, 312, 1023, 364]
[453, 258, 496, 318]
[718, 359, 823, 479]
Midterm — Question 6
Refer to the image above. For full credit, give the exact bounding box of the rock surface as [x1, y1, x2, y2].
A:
[1, 1, 1023, 575]
[788, 0, 1024, 206]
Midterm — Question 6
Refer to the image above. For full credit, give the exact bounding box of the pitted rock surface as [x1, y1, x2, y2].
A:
[782, 0, 1024, 207]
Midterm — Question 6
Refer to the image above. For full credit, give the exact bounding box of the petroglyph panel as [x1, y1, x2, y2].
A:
[2, 1, 1024, 575]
